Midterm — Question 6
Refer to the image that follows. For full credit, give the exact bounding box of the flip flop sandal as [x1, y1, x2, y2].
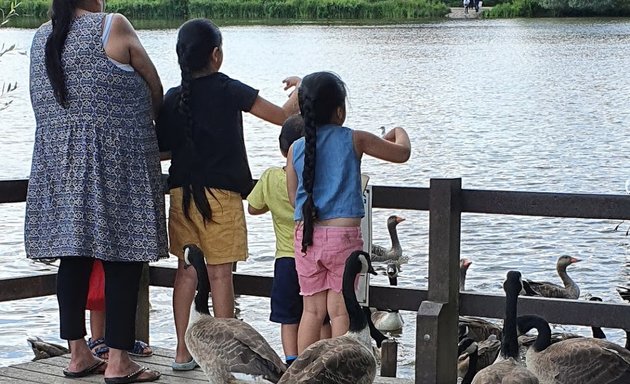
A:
[63, 359, 107, 378]
[104, 366, 161, 384]
[88, 337, 109, 359]
[128, 340, 153, 357]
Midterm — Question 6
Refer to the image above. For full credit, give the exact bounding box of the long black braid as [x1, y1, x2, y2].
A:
[175, 19, 222, 222]
[297, 72, 347, 252]
[45, 0, 79, 108]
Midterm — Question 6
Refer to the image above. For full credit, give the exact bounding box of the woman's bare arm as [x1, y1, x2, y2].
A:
[106, 14, 163, 119]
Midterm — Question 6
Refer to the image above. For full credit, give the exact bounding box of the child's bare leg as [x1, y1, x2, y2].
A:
[207, 263, 235, 318]
[89, 310, 105, 340]
[320, 320, 332, 339]
[327, 290, 349, 337]
[173, 259, 197, 363]
[297, 291, 327, 354]
[88, 310, 108, 359]
[281, 323, 299, 359]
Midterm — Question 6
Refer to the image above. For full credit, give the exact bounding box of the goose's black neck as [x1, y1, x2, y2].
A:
[592, 326, 606, 339]
[343, 255, 368, 333]
[462, 347, 478, 384]
[517, 315, 551, 352]
[388, 276, 398, 286]
[363, 307, 387, 347]
[188, 248, 211, 315]
[501, 276, 520, 359]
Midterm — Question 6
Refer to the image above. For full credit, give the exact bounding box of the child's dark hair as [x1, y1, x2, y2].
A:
[176, 18, 222, 222]
[297, 72, 347, 252]
[279, 115, 305, 157]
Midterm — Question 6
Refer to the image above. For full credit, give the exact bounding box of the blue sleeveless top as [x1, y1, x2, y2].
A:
[292, 124, 364, 221]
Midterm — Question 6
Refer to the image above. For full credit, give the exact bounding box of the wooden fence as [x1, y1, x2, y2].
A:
[1, 177, 630, 383]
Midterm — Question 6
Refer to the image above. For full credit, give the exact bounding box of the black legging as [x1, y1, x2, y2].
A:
[57, 257, 143, 350]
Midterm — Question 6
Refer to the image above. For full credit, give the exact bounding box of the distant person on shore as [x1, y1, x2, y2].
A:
[286, 71, 411, 353]
[247, 115, 331, 366]
[26, 0, 167, 382]
[155, 18, 301, 371]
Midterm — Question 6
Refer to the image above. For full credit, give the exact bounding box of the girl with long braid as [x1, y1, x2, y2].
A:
[155, 18, 301, 371]
[286, 71, 411, 353]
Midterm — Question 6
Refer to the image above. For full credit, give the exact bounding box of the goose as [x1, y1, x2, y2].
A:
[278, 250, 379, 384]
[517, 314, 630, 384]
[371, 261, 404, 332]
[371, 215, 405, 262]
[471, 270, 539, 384]
[27, 336, 69, 361]
[458, 337, 479, 384]
[458, 335, 501, 382]
[617, 286, 630, 349]
[183, 244, 286, 384]
[460, 258, 472, 291]
[458, 316, 502, 343]
[522, 256, 580, 299]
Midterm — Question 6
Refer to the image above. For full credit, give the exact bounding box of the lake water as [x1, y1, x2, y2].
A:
[1, 18, 629, 378]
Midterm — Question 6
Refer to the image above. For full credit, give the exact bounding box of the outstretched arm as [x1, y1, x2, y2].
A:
[353, 127, 411, 163]
[249, 76, 301, 126]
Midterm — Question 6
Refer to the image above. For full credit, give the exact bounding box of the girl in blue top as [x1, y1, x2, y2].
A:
[286, 71, 411, 353]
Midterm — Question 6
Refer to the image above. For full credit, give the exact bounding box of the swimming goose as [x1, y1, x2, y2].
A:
[184, 245, 286, 384]
[517, 314, 630, 384]
[27, 336, 69, 361]
[522, 256, 580, 299]
[371, 261, 404, 332]
[278, 250, 379, 384]
[371, 215, 405, 262]
[460, 258, 472, 291]
[471, 271, 539, 384]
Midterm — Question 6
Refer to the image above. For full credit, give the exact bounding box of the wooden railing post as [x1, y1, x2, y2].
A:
[380, 339, 398, 377]
[416, 178, 461, 384]
[135, 262, 150, 343]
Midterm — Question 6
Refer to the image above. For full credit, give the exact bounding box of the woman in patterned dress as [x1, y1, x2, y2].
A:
[26, 0, 166, 382]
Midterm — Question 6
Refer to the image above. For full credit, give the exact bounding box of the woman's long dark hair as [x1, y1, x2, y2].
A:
[297, 72, 347, 252]
[45, 0, 79, 108]
[176, 18, 222, 222]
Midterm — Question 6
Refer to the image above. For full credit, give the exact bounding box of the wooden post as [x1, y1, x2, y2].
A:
[415, 178, 461, 383]
[380, 339, 398, 377]
[135, 262, 150, 343]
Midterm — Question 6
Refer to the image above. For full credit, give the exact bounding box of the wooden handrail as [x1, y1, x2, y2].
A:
[2, 177, 630, 383]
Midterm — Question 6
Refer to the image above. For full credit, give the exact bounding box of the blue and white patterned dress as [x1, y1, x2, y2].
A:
[26, 13, 168, 262]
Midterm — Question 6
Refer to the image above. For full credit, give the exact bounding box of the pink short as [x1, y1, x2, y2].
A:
[294, 225, 364, 296]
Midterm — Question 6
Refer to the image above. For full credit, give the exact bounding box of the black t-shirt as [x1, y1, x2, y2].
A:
[156, 72, 259, 196]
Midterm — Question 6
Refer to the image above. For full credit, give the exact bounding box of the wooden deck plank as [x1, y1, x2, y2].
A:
[2, 347, 413, 383]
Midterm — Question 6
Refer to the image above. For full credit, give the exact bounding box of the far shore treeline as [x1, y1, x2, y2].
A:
[2, 0, 630, 27]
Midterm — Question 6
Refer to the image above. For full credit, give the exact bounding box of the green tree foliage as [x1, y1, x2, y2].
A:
[493, 0, 630, 16]
[1, 0, 450, 21]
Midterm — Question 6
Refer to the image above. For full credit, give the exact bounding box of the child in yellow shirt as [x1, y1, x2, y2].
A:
[247, 115, 328, 366]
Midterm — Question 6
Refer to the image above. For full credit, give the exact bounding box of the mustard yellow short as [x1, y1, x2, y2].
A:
[168, 187, 248, 265]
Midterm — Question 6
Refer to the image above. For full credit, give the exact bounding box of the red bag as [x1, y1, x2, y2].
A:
[86, 260, 105, 311]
